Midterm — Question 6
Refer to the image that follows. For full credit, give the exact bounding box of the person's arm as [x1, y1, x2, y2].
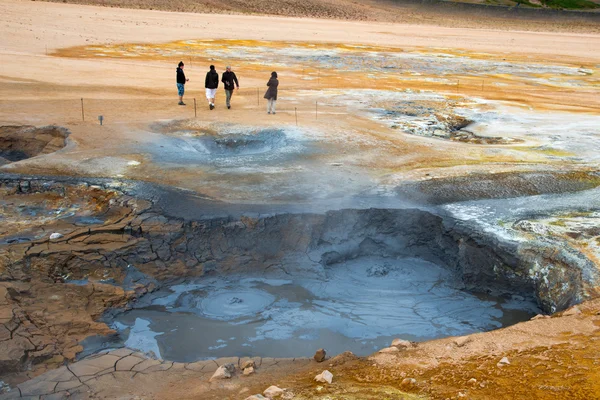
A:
[221, 73, 225, 84]
[205, 73, 209, 88]
[233, 73, 239, 88]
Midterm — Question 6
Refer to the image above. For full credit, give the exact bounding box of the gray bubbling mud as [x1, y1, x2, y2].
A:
[2, 176, 598, 363]
[108, 256, 537, 360]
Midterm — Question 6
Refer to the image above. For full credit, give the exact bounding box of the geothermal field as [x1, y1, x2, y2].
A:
[1, 0, 600, 398]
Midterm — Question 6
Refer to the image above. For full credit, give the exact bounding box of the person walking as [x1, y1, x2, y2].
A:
[205, 65, 219, 110]
[221, 66, 239, 110]
[176, 61, 189, 106]
[264, 71, 279, 114]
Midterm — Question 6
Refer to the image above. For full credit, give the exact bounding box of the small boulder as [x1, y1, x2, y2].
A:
[49, 232, 63, 240]
[210, 363, 236, 381]
[313, 348, 326, 362]
[563, 306, 581, 316]
[497, 357, 510, 367]
[263, 385, 285, 398]
[453, 336, 472, 348]
[314, 370, 333, 384]
[243, 366, 255, 376]
[242, 359, 256, 370]
[401, 378, 416, 387]
[378, 346, 400, 354]
[391, 338, 411, 348]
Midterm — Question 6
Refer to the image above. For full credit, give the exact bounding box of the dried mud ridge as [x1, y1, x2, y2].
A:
[0, 126, 69, 166]
[0, 176, 598, 390]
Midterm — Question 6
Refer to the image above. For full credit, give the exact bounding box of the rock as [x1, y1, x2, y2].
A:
[401, 378, 416, 386]
[314, 370, 333, 384]
[497, 357, 510, 367]
[378, 346, 400, 354]
[453, 336, 472, 348]
[245, 395, 267, 400]
[468, 378, 478, 385]
[531, 314, 549, 320]
[243, 366, 255, 376]
[391, 338, 411, 348]
[242, 359, 256, 370]
[263, 385, 285, 398]
[210, 363, 235, 381]
[49, 232, 63, 240]
[563, 306, 581, 316]
[313, 348, 326, 362]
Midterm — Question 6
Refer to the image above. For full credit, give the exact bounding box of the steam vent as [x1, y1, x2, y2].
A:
[1, 1, 600, 399]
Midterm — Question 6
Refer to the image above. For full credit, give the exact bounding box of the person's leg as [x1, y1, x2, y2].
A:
[272, 100, 276, 114]
[178, 84, 185, 105]
[267, 99, 272, 113]
[225, 90, 232, 108]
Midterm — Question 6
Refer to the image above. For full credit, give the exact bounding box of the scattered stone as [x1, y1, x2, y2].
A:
[468, 378, 478, 385]
[401, 378, 416, 387]
[497, 357, 510, 367]
[245, 395, 267, 400]
[242, 360, 256, 370]
[243, 366, 255, 376]
[210, 363, 235, 381]
[453, 336, 472, 348]
[263, 385, 285, 398]
[313, 348, 326, 362]
[49, 232, 63, 240]
[531, 314, 550, 320]
[563, 306, 581, 316]
[379, 346, 400, 354]
[314, 370, 333, 384]
[391, 338, 411, 348]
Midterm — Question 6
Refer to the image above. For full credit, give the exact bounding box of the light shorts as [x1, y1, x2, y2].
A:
[205, 88, 217, 99]
[177, 83, 185, 96]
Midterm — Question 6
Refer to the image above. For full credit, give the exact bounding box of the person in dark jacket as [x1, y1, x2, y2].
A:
[205, 65, 219, 110]
[221, 66, 239, 110]
[264, 71, 279, 114]
[176, 61, 189, 106]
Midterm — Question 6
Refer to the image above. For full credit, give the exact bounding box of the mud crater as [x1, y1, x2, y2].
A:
[1, 178, 597, 370]
[0, 125, 69, 165]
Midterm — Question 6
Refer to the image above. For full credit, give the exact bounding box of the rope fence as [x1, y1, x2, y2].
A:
[4, 80, 595, 126]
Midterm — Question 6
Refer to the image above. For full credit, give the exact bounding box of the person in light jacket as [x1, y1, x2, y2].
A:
[263, 71, 278, 114]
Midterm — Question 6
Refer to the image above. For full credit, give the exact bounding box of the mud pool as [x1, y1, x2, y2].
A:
[102, 256, 537, 360]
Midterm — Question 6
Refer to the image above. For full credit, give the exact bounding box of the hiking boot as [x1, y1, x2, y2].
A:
[210, 104, 214, 110]
[227, 105, 231, 109]
[178, 101, 186, 106]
